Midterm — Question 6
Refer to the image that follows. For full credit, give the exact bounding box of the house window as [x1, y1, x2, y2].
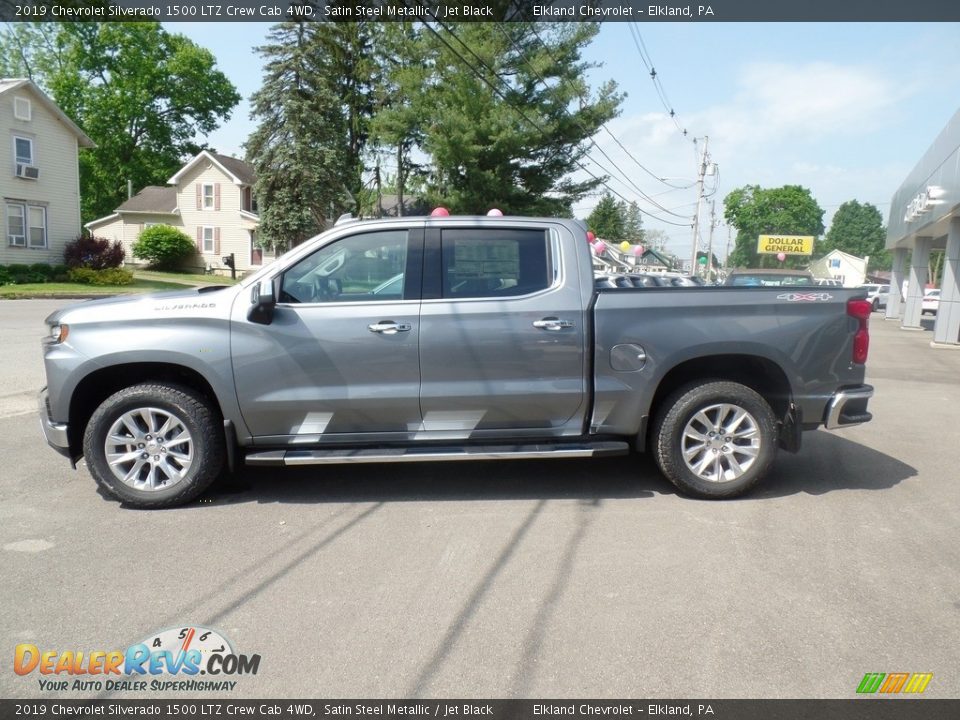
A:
[14, 97, 31, 121]
[14, 136, 33, 165]
[202, 184, 215, 210]
[28, 206, 46, 248]
[6, 204, 25, 246]
[6, 203, 45, 248]
[202, 226, 216, 253]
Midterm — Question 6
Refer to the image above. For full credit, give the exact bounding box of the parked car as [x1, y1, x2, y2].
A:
[922, 289, 941, 315]
[724, 268, 816, 286]
[40, 215, 873, 507]
[858, 284, 890, 311]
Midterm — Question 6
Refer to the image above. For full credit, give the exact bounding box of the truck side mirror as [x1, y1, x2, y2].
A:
[248, 278, 276, 325]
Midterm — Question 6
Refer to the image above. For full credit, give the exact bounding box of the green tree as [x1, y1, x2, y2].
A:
[587, 193, 626, 240]
[246, 22, 349, 251]
[623, 201, 645, 242]
[724, 185, 825, 268]
[369, 22, 429, 216]
[1, 23, 240, 224]
[417, 22, 622, 215]
[819, 200, 890, 271]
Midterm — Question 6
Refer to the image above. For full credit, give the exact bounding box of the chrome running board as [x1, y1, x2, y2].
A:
[244, 441, 629, 467]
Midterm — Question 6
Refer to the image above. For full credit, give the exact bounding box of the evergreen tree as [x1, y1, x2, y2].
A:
[623, 201, 645, 242]
[418, 22, 622, 215]
[587, 193, 626, 240]
[246, 23, 348, 251]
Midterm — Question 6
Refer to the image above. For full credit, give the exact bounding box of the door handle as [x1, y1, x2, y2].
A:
[533, 317, 574, 331]
[368, 321, 412, 335]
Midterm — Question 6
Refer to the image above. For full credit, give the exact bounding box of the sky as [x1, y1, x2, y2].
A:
[169, 20, 960, 261]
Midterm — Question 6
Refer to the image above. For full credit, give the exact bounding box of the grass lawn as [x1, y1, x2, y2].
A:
[134, 269, 241, 285]
[0, 279, 188, 299]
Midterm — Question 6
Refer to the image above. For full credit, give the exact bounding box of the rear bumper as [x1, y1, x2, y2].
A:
[38, 387, 71, 459]
[824, 384, 874, 430]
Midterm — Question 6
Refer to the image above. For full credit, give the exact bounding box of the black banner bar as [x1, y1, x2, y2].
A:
[1, 700, 959, 720]
[3, 0, 960, 23]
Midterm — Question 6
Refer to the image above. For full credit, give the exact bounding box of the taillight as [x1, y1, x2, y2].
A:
[847, 299, 871, 364]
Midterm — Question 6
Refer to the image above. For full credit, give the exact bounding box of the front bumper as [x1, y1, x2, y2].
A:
[38, 387, 71, 460]
[823, 384, 874, 430]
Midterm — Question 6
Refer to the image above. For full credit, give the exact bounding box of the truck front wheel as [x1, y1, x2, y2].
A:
[82, 383, 225, 509]
[653, 380, 777, 499]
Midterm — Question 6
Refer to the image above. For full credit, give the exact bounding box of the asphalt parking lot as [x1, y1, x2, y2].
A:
[1, 299, 958, 700]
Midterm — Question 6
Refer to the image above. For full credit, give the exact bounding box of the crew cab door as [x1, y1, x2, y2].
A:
[231, 228, 423, 443]
[417, 225, 587, 439]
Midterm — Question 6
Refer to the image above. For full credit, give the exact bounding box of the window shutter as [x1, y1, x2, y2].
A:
[196, 184, 202, 210]
[196, 226, 202, 251]
[214, 183, 221, 211]
[214, 227, 221, 255]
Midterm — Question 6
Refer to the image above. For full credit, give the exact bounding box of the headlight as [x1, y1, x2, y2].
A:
[50, 324, 69, 343]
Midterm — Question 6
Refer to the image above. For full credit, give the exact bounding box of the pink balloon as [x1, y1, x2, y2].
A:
[486, 208, 503, 216]
[586, 231, 596, 242]
[430, 207, 450, 217]
[593, 240, 606, 253]
[777, 252, 786, 262]
[633, 245, 644, 256]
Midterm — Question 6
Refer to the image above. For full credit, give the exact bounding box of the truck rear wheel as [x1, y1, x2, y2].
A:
[82, 383, 224, 509]
[653, 380, 777, 499]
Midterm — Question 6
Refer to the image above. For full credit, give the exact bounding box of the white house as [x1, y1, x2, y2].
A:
[808, 249, 868, 287]
[87, 150, 272, 275]
[0, 78, 94, 265]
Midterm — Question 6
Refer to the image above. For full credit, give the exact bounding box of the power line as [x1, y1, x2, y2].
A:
[492, 24, 690, 220]
[422, 20, 692, 227]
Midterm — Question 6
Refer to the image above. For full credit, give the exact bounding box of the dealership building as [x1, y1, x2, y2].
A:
[885, 109, 960, 346]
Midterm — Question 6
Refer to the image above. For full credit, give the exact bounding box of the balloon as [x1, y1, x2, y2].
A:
[430, 207, 450, 217]
[633, 245, 644, 256]
[698, 256, 708, 265]
[593, 240, 606, 253]
[777, 252, 786, 262]
[487, 208, 503, 216]
[620, 241, 631, 252]
[586, 231, 596, 242]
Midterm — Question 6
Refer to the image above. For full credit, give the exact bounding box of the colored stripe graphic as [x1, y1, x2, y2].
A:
[857, 673, 885, 693]
[880, 672, 910, 693]
[903, 673, 934, 694]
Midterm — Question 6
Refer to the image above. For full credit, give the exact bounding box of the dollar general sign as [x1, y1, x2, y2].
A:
[756, 234, 815, 256]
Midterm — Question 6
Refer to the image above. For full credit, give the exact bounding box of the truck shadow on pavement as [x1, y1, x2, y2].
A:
[198, 432, 915, 506]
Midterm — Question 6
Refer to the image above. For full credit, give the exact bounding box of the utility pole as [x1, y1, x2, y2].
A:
[706, 199, 716, 281]
[689, 135, 709, 275]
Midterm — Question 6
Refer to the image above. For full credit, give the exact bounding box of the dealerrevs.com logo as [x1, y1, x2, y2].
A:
[14, 626, 261, 693]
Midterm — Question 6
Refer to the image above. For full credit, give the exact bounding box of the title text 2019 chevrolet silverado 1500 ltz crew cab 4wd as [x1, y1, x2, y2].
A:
[39, 216, 874, 508]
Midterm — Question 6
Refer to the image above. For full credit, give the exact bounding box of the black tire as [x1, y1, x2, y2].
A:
[652, 380, 778, 499]
[82, 383, 225, 509]
[872, 299, 879, 312]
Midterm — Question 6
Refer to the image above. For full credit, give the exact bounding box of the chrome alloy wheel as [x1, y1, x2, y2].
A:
[681, 403, 761, 483]
[103, 407, 194, 491]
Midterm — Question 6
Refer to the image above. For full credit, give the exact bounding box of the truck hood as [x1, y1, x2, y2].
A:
[44, 285, 240, 326]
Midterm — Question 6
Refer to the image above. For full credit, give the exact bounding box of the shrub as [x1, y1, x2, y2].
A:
[67, 267, 134, 286]
[0, 267, 13, 285]
[50, 264, 71, 282]
[63, 235, 125, 269]
[28, 263, 54, 279]
[132, 225, 195, 269]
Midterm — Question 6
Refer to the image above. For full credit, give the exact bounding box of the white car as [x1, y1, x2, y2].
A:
[859, 284, 890, 311]
[921, 289, 940, 315]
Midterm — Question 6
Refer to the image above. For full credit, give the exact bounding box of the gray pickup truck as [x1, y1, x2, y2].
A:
[39, 216, 874, 508]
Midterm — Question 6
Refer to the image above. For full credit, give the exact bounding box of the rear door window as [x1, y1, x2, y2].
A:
[441, 228, 550, 299]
